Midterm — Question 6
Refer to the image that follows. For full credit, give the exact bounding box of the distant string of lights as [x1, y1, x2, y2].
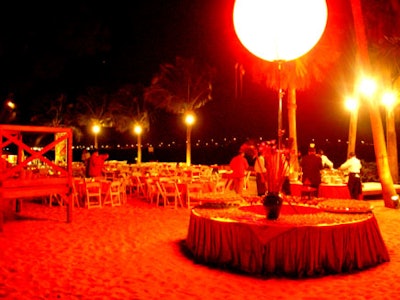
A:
[72, 136, 375, 150]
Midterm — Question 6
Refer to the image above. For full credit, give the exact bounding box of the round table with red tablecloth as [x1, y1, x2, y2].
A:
[186, 203, 389, 277]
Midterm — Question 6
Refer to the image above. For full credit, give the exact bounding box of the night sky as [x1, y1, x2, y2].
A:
[0, 1, 374, 152]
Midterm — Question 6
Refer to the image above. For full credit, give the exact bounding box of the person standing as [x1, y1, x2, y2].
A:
[339, 152, 362, 199]
[229, 151, 249, 195]
[254, 151, 267, 196]
[318, 149, 334, 169]
[88, 149, 109, 178]
[301, 145, 323, 195]
[81, 149, 91, 177]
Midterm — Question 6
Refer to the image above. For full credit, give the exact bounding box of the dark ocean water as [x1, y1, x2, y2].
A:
[74, 144, 242, 166]
[73, 140, 377, 167]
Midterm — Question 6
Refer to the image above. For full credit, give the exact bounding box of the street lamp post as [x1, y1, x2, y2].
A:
[134, 124, 143, 165]
[233, 0, 328, 148]
[345, 97, 359, 157]
[185, 113, 195, 166]
[92, 124, 100, 149]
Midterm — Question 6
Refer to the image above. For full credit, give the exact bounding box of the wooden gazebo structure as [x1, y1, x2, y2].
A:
[0, 125, 73, 231]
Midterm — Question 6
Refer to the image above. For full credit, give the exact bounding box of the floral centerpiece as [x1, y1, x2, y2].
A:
[238, 139, 290, 219]
[260, 140, 290, 220]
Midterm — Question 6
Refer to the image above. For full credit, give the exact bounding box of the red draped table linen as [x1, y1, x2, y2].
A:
[291, 182, 351, 199]
[186, 205, 389, 277]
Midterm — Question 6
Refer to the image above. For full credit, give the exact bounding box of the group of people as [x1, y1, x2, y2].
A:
[81, 148, 109, 178]
[229, 146, 291, 197]
[229, 143, 363, 200]
[301, 144, 362, 199]
[82, 143, 363, 200]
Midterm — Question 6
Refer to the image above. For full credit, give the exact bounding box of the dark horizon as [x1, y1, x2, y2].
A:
[72, 130, 377, 167]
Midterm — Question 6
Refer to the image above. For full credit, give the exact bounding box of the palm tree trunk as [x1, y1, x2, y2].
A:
[386, 109, 398, 183]
[350, 0, 397, 208]
[386, 0, 400, 184]
[287, 87, 300, 180]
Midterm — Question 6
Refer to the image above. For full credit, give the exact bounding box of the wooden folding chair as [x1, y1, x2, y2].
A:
[127, 174, 146, 198]
[109, 181, 122, 206]
[72, 178, 84, 207]
[214, 179, 228, 194]
[85, 181, 102, 208]
[156, 181, 183, 208]
[46, 194, 64, 207]
[186, 182, 203, 209]
[118, 176, 128, 204]
[145, 178, 159, 204]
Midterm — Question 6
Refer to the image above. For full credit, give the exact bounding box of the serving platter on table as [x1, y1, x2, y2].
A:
[192, 192, 245, 209]
[318, 199, 373, 213]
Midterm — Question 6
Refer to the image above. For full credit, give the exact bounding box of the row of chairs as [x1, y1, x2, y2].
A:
[46, 173, 237, 210]
[71, 178, 126, 209]
[132, 178, 183, 208]
[84, 180, 123, 208]
[138, 177, 231, 209]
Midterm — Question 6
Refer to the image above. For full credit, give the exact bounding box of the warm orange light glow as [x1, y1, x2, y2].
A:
[381, 91, 396, 109]
[92, 124, 100, 134]
[6, 101, 15, 109]
[134, 124, 143, 135]
[185, 113, 195, 126]
[358, 77, 377, 98]
[233, 0, 328, 61]
[345, 97, 358, 111]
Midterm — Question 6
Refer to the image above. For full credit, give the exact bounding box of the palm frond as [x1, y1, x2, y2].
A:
[145, 56, 215, 115]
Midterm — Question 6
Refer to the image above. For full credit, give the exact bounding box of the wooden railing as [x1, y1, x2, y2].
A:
[0, 125, 73, 230]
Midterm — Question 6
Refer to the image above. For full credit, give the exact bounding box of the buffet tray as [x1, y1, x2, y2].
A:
[318, 199, 373, 213]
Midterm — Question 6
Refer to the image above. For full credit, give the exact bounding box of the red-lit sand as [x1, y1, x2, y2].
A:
[1, 196, 400, 300]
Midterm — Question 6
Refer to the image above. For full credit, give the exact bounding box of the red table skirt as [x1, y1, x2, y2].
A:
[291, 182, 351, 199]
[186, 205, 389, 277]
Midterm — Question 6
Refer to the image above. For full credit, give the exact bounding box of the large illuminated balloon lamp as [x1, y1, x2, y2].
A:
[233, 0, 328, 148]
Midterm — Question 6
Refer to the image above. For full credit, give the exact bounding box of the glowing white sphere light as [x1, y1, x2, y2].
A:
[233, 0, 328, 61]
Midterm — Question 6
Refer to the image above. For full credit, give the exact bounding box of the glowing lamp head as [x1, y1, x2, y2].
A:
[233, 0, 328, 62]
[134, 124, 143, 135]
[185, 113, 195, 126]
[345, 97, 358, 111]
[358, 77, 377, 98]
[381, 91, 396, 109]
[92, 124, 100, 134]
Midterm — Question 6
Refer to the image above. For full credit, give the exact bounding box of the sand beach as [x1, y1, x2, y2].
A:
[1, 195, 400, 300]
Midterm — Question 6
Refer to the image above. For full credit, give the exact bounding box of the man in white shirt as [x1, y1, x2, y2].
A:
[254, 151, 267, 196]
[318, 150, 334, 169]
[339, 152, 362, 199]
